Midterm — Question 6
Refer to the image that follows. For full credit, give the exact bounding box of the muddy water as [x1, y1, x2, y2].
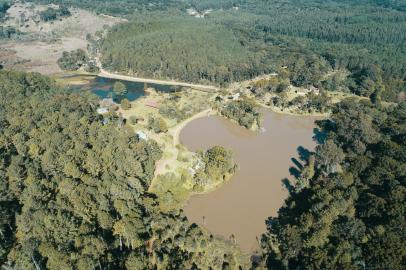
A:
[180, 110, 320, 252]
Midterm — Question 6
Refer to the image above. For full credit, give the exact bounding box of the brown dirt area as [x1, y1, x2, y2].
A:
[0, 2, 125, 74]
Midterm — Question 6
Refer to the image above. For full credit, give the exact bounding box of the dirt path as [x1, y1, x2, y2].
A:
[98, 69, 219, 92]
[171, 108, 214, 146]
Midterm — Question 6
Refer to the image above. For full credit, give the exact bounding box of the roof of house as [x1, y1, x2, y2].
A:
[145, 100, 160, 109]
[136, 131, 148, 140]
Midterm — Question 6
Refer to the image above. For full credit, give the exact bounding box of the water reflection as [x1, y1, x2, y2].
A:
[71, 76, 173, 102]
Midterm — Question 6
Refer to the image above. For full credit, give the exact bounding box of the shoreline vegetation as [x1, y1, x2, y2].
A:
[58, 71, 340, 117]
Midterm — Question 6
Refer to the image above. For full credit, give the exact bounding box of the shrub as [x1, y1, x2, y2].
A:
[84, 61, 100, 73]
[147, 116, 168, 133]
[120, 98, 131, 110]
[57, 49, 88, 71]
[129, 115, 138, 125]
[39, 6, 71, 22]
[113, 81, 127, 96]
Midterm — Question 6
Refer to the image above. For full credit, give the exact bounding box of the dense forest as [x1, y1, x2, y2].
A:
[257, 99, 406, 269]
[95, 0, 405, 101]
[0, 70, 246, 269]
[100, 15, 260, 86]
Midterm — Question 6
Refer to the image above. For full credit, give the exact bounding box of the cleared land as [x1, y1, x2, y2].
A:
[0, 2, 123, 74]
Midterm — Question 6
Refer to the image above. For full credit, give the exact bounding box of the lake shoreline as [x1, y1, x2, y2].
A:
[180, 110, 321, 252]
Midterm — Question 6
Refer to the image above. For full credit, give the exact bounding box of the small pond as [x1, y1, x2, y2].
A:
[71, 76, 174, 102]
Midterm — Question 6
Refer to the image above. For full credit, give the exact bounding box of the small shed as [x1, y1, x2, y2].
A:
[145, 100, 160, 109]
[295, 89, 310, 96]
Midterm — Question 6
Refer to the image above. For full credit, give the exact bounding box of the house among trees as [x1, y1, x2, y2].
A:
[309, 86, 320, 95]
[294, 86, 320, 96]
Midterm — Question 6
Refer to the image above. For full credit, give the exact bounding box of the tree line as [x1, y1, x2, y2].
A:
[39, 5, 71, 22]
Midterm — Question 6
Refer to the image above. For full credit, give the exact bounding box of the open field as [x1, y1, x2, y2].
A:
[0, 2, 123, 74]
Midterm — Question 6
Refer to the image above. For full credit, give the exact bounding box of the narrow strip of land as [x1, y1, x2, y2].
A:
[98, 69, 219, 92]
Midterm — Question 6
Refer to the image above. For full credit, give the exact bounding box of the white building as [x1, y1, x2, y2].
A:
[136, 131, 148, 141]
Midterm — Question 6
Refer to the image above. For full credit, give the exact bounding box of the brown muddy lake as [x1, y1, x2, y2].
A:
[180, 110, 321, 252]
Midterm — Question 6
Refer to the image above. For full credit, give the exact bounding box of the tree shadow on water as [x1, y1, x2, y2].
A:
[297, 146, 312, 162]
[282, 146, 313, 194]
[313, 127, 327, 144]
[291, 157, 303, 170]
[282, 178, 294, 194]
[289, 167, 301, 178]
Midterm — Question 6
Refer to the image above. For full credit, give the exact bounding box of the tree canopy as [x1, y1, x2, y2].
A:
[96, 0, 406, 101]
[0, 70, 246, 269]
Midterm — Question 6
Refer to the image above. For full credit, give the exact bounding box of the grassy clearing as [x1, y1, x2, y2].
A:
[52, 72, 97, 86]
